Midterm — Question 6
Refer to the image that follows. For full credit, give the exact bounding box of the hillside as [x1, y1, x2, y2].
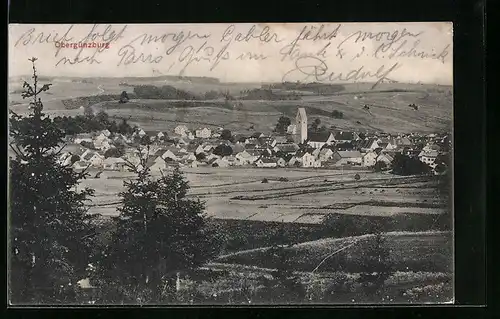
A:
[8, 77, 452, 134]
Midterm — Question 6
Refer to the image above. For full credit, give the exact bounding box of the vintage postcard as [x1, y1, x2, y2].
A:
[8, 23, 453, 305]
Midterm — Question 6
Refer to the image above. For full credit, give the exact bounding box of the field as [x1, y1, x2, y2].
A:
[81, 167, 447, 226]
[9, 76, 452, 135]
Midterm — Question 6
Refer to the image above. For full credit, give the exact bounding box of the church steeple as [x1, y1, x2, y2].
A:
[295, 108, 308, 144]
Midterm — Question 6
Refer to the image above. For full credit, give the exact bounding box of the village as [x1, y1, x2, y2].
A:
[58, 108, 450, 176]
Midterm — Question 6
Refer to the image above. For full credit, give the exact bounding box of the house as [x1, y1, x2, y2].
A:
[308, 132, 335, 149]
[318, 148, 334, 161]
[287, 124, 297, 135]
[256, 157, 278, 168]
[250, 132, 265, 139]
[161, 149, 179, 161]
[212, 157, 230, 168]
[359, 138, 380, 151]
[103, 157, 127, 171]
[195, 145, 205, 155]
[274, 136, 288, 144]
[235, 150, 258, 165]
[258, 137, 277, 148]
[331, 151, 363, 166]
[394, 137, 412, 148]
[187, 131, 195, 140]
[73, 160, 90, 170]
[137, 129, 147, 137]
[174, 125, 190, 137]
[362, 151, 378, 167]
[277, 157, 287, 167]
[418, 150, 439, 166]
[74, 133, 93, 144]
[195, 127, 212, 139]
[376, 153, 394, 166]
[101, 129, 111, 137]
[274, 143, 300, 154]
[300, 152, 321, 168]
[149, 156, 168, 173]
[333, 131, 360, 143]
[88, 153, 105, 168]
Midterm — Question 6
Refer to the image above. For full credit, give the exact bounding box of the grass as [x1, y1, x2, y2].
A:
[216, 231, 453, 274]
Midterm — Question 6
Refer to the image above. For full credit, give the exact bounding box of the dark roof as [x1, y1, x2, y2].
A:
[334, 131, 357, 141]
[276, 143, 299, 153]
[251, 132, 263, 138]
[358, 138, 377, 149]
[308, 131, 332, 143]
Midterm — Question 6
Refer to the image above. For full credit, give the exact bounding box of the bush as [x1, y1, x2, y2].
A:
[278, 177, 289, 182]
[354, 174, 361, 180]
[331, 110, 344, 119]
[261, 178, 269, 183]
[373, 161, 387, 172]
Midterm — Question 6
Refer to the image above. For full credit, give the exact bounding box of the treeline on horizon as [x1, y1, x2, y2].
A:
[52, 112, 137, 136]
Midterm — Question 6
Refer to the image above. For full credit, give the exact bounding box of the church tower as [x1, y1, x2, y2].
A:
[295, 108, 308, 144]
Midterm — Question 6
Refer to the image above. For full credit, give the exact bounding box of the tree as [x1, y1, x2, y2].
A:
[391, 153, 431, 176]
[263, 223, 305, 303]
[9, 58, 97, 304]
[220, 129, 232, 141]
[275, 116, 291, 134]
[331, 110, 344, 119]
[357, 221, 394, 298]
[104, 147, 125, 159]
[373, 161, 387, 172]
[310, 118, 321, 132]
[119, 91, 129, 104]
[93, 152, 221, 304]
[213, 144, 233, 157]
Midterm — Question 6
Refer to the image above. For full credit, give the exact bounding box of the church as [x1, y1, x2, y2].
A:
[294, 108, 308, 144]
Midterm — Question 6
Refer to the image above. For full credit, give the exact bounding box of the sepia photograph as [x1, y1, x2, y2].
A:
[8, 22, 453, 305]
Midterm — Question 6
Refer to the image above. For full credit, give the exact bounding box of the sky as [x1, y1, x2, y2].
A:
[8, 22, 453, 85]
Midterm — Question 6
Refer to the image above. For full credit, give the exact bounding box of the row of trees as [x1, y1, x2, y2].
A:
[52, 112, 136, 136]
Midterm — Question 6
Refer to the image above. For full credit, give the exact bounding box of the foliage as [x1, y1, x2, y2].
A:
[331, 110, 344, 119]
[213, 144, 233, 157]
[354, 173, 361, 180]
[119, 91, 129, 104]
[52, 113, 136, 136]
[220, 129, 232, 141]
[104, 147, 125, 159]
[133, 85, 199, 100]
[391, 153, 431, 176]
[310, 118, 322, 132]
[263, 223, 306, 303]
[356, 222, 395, 296]
[93, 154, 222, 304]
[9, 58, 97, 304]
[373, 161, 387, 172]
[274, 116, 291, 134]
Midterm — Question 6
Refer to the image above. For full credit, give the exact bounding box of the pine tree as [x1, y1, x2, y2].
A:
[9, 58, 97, 304]
[357, 221, 394, 299]
[94, 148, 221, 304]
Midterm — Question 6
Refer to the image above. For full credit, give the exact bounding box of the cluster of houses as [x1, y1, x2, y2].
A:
[58, 108, 450, 175]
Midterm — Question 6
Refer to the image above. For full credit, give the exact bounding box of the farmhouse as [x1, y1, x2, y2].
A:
[376, 153, 394, 165]
[300, 152, 321, 168]
[363, 151, 378, 167]
[195, 127, 212, 139]
[103, 157, 127, 171]
[256, 157, 278, 168]
[331, 151, 363, 166]
[307, 132, 335, 149]
[174, 125, 190, 137]
[418, 150, 438, 166]
[318, 148, 334, 161]
[274, 143, 300, 154]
